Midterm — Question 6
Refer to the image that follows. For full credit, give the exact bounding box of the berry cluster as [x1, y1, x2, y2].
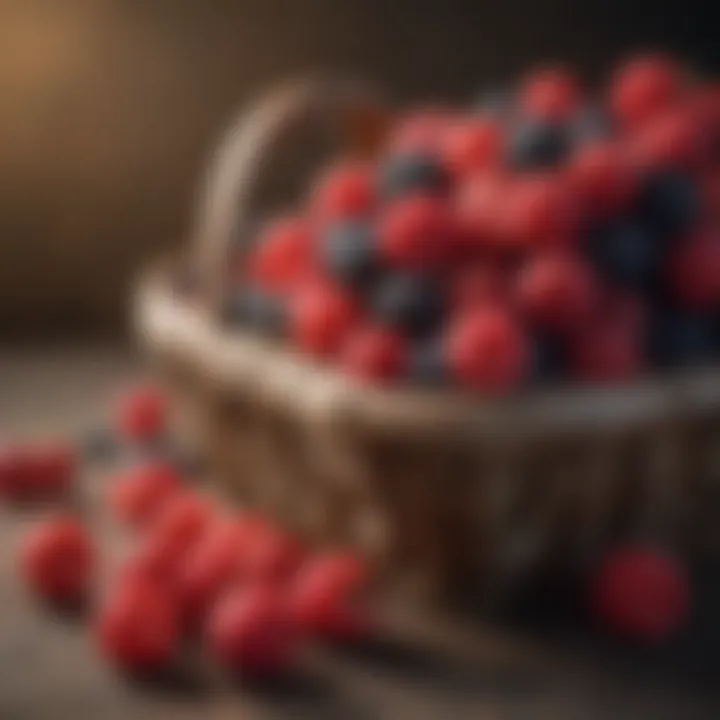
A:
[226, 55, 720, 393]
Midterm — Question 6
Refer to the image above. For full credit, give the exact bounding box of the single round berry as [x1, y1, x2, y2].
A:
[506, 119, 570, 170]
[407, 340, 448, 386]
[610, 54, 683, 128]
[378, 152, 449, 200]
[322, 221, 379, 288]
[452, 262, 509, 311]
[378, 195, 453, 269]
[455, 172, 508, 246]
[631, 107, 705, 171]
[370, 273, 446, 337]
[30, 442, 77, 500]
[310, 161, 374, 223]
[21, 516, 95, 605]
[586, 217, 660, 290]
[223, 286, 287, 337]
[241, 526, 304, 584]
[206, 585, 296, 677]
[517, 253, 598, 332]
[445, 308, 528, 393]
[637, 171, 700, 241]
[290, 282, 360, 358]
[116, 385, 167, 443]
[341, 327, 407, 383]
[648, 309, 718, 369]
[520, 66, 582, 121]
[590, 545, 690, 640]
[0, 445, 28, 502]
[95, 577, 179, 671]
[667, 226, 720, 309]
[442, 117, 503, 177]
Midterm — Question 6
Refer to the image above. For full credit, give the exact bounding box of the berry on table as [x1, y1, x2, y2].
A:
[310, 161, 374, 223]
[442, 117, 504, 177]
[455, 171, 508, 247]
[30, 442, 77, 500]
[322, 221, 379, 289]
[506, 119, 570, 170]
[116, 384, 167, 443]
[520, 66, 582, 121]
[451, 261, 510, 311]
[378, 152, 449, 200]
[0, 445, 31, 502]
[341, 327, 407, 383]
[240, 525, 304, 584]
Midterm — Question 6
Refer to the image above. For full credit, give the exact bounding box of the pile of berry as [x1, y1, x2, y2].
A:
[227, 55, 720, 393]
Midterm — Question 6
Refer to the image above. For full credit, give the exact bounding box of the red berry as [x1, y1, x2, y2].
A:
[109, 462, 181, 528]
[591, 546, 690, 640]
[241, 525, 304, 584]
[668, 226, 720, 309]
[116, 385, 167, 443]
[379, 195, 453, 269]
[291, 282, 360, 357]
[207, 585, 297, 677]
[501, 175, 579, 249]
[388, 109, 455, 154]
[0, 445, 32, 502]
[517, 253, 598, 332]
[247, 217, 315, 293]
[30, 442, 77, 500]
[21, 516, 95, 604]
[311, 161, 374, 223]
[455, 172, 508, 247]
[520, 66, 581, 121]
[452, 261, 510, 311]
[95, 577, 178, 670]
[341, 327, 407, 383]
[567, 141, 637, 215]
[610, 54, 683, 128]
[445, 307, 528, 393]
[442, 118, 503, 176]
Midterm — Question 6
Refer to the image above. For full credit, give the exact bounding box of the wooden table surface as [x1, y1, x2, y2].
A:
[1, 347, 719, 719]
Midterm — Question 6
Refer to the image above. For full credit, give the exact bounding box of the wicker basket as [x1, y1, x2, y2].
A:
[136, 79, 720, 602]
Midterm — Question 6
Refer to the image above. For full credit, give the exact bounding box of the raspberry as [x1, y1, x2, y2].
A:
[290, 282, 360, 357]
[517, 253, 598, 332]
[109, 462, 181, 528]
[567, 141, 637, 215]
[610, 54, 683, 128]
[442, 118, 503, 176]
[95, 577, 178, 671]
[378, 195, 453, 269]
[0, 445, 34, 503]
[590, 545, 690, 640]
[341, 327, 407, 383]
[241, 524, 304, 584]
[206, 585, 297, 677]
[501, 175, 579, 249]
[520, 66, 582, 121]
[247, 217, 315, 293]
[445, 307, 528, 393]
[455, 172, 508, 246]
[21, 516, 95, 605]
[668, 226, 720, 310]
[30, 442, 77, 501]
[116, 384, 167, 443]
[310, 161, 374, 223]
[452, 262, 509, 311]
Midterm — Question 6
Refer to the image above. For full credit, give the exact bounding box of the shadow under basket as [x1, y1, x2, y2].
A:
[135, 80, 720, 604]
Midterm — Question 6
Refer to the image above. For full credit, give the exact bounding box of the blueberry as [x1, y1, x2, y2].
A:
[370, 273, 445, 338]
[408, 340, 447, 386]
[223, 286, 286, 336]
[636, 171, 700, 242]
[378, 152, 448, 199]
[527, 333, 567, 385]
[647, 310, 719, 369]
[322, 221, 378, 288]
[570, 105, 614, 146]
[506, 119, 570, 170]
[586, 217, 661, 290]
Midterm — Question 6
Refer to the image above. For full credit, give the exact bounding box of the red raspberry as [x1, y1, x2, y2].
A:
[207, 585, 297, 677]
[109, 462, 181, 529]
[668, 226, 720, 310]
[501, 175, 579, 249]
[291, 281, 360, 357]
[95, 577, 178, 671]
[310, 161, 374, 223]
[0, 445, 33, 502]
[567, 141, 637, 215]
[247, 217, 315, 293]
[241, 524, 304, 584]
[610, 54, 683, 128]
[21, 516, 95, 605]
[289, 552, 371, 642]
[116, 384, 167, 443]
[341, 327, 407, 383]
[520, 66, 582, 121]
[452, 261, 510, 311]
[517, 252, 598, 332]
[455, 172, 508, 247]
[30, 442, 77, 501]
[379, 195, 453, 269]
[591, 546, 690, 640]
[442, 118, 503, 177]
[388, 109, 455, 154]
[445, 307, 528, 393]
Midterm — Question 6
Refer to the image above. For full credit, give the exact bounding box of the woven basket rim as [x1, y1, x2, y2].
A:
[136, 265, 720, 442]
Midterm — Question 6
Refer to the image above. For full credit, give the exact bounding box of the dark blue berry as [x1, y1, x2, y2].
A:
[408, 340, 447, 386]
[527, 333, 566, 385]
[378, 152, 448, 199]
[322, 221, 378, 288]
[370, 273, 446, 338]
[223, 286, 286, 336]
[637, 171, 700, 242]
[648, 310, 718, 369]
[506, 119, 570, 170]
[570, 105, 614, 146]
[586, 217, 661, 290]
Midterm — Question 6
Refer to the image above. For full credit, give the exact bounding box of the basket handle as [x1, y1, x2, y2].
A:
[192, 78, 387, 312]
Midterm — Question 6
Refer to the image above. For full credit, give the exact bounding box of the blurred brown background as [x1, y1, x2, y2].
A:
[0, 0, 717, 339]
